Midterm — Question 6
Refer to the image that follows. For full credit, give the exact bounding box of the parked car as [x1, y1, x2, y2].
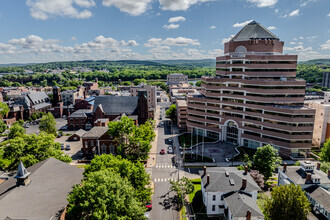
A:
[60, 144, 64, 150]
[168, 138, 173, 144]
[65, 144, 71, 150]
[160, 149, 165, 154]
[146, 201, 152, 210]
[168, 146, 173, 154]
[23, 124, 30, 128]
[59, 125, 68, 131]
[159, 116, 162, 120]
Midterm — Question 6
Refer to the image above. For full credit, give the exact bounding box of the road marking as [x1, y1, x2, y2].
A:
[161, 178, 163, 182]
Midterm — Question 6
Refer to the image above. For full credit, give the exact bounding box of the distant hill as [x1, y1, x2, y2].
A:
[300, 59, 330, 65]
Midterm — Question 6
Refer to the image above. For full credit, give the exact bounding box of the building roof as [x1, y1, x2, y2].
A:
[176, 100, 187, 107]
[199, 167, 260, 192]
[27, 91, 49, 105]
[14, 161, 30, 179]
[224, 192, 264, 218]
[0, 158, 83, 219]
[279, 166, 330, 185]
[82, 126, 109, 139]
[68, 109, 92, 118]
[308, 186, 330, 211]
[33, 102, 52, 110]
[92, 96, 139, 116]
[72, 129, 86, 137]
[231, 20, 279, 42]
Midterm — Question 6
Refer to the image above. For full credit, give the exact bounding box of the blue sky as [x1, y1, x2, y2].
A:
[0, 0, 329, 64]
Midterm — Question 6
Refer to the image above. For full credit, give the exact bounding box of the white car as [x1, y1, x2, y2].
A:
[168, 146, 174, 154]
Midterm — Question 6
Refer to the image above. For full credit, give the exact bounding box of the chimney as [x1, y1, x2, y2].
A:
[246, 210, 251, 220]
[207, 174, 210, 185]
[204, 166, 206, 176]
[242, 178, 247, 188]
[317, 162, 321, 170]
[244, 166, 248, 175]
[283, 162, 287, 172]
[306, 173, 312, 182]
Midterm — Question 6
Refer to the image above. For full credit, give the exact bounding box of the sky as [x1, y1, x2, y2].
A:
[0, 0, 329, 64]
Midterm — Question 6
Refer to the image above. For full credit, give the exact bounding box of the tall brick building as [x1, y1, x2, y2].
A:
[186, 21, 315, 158]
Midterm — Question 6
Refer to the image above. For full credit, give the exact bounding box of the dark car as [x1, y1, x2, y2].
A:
[160, 149, 165, 154]
[146, 201, 152, 210]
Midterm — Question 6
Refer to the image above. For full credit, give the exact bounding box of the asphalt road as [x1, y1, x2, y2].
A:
[150, 101, 181, 220]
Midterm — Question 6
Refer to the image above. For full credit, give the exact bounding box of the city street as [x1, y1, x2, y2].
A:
[150, 101, 180, 220]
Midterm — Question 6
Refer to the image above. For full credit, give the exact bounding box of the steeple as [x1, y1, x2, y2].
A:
[14, 161, 31, 186]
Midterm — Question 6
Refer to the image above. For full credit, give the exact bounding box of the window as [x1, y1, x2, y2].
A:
[213, 195, 216, 201]
[101, 144, 107, 154]
[212, 205, 215, 211]
[90, 140, 94, 147]
[221, 195, 224, 201]
[110, 144, 115, 155]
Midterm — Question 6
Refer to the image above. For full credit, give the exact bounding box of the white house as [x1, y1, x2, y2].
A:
[200, 166, 263, 219]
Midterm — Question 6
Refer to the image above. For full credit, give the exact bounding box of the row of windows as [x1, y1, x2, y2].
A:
[216, 68, 296, 72]
[216, 60, 297, 65]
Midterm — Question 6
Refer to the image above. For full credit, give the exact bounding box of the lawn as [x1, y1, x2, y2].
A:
[178, 133, 216, 148]
[188, 178, 207, 219]
[257, 192, 270, 214]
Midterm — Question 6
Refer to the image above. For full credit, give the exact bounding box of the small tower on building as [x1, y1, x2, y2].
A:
[52, 86, 61, 106]
[14, 161, 31, 186]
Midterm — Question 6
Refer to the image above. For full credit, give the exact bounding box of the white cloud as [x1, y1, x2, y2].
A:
[274, 9, 279, 13]
[289, 42, 296, 45]
[321, 40, 330, 50]
[221, 35, 235, 44]
[159, 0, 213, 11]
[26, 0, 95, 20]
[163, 23, 180, 30]
[306, 35, 317, 41]
[246, 0, 277, 7]
[0, 43, 16, 55]
[300, 0, 318, 7]
[71, 37, 77, 41]
[144, 37, 200, 47]
[289, 9, 299, 16]
[233, 20, 253, 28]
[284, 45, 312, 52]
[168, 16, 186, 23]
[267, 26, 277, 30]
[209, 25, 216, 29]
[327, 13, 330, 17]
[102, 0, 152, 16]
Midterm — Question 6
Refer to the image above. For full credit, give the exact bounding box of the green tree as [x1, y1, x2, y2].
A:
[320, 139, 330, 162]
[321, 162, 330, 173]
[133, 78, 146, 85]
[170, 177, 194, 208]
[108, 116, 155, 162]
[84, 154, 151, 203]
[0, 132, 71, 170]
[165, 104, 176, 121]
[252, 145, 282, 180]
[0, 120, 7, 134]
[195, 80, 202, 87]
[0, 102, 9, 118]
[39, 112, 57, 135]
[8, 123, 26, 139]
[66, 169, 146, 220]
[264, 184, 310, 220]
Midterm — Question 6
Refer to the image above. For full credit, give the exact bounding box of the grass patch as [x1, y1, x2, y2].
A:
[257, 192, 270, 213]
[178, 133, 216, 148]
[184, 154, 214, 163]
[75, 164, 87, 169]
[188, 178, 201, 202]
[188, 178, 207, 219]
[180, 205, 187, 220]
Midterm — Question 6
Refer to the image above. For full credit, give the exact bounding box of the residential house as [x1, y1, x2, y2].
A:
[74, 96, 95, 111]
[68, 129, 86, 141]
[200, 166, 263, 219]
[67, 109, 92, 130]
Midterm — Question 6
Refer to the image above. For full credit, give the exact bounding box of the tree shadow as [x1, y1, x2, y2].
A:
[158, 193, 181, 211]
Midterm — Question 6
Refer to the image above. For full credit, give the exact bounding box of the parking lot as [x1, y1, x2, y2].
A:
[55, 133, 83, 160]
[25, 118, 67, 135]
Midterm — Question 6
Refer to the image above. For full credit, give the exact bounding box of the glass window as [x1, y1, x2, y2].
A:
[212, 205, 215, 211]
[213, 195, 216, 201]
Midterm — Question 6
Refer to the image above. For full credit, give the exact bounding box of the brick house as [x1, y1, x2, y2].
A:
[74, 96, 95, 111]
[67, 109, 92, 130]
[81, 126, 117, 155]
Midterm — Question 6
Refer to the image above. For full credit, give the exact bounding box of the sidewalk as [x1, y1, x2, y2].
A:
[146, 105, 160, 168]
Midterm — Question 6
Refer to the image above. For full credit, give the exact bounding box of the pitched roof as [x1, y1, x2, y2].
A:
[72, 129, 86, 137]
[279, 166, 330, 185]
[82, 126, 109, 138]
[231, 20, 279, 42]
[68, 109, 92, 118]
[224, 192, 264, 218]
[0, 158, 83, 219]
[199, 167, 260, 192]
[14, 161, 30, 179]
[92, 96, 139, 116]
[309, 186, 330, 211]
[27, 91, 49, 104]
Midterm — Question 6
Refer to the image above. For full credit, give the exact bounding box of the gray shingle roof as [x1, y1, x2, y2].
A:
[199, 167, 260, 192]
[309, 187, 330, 211]
[27, 92, 49, 105]
[68, 109, 92, 118]
[279, 166, 330, 185]
[92, 96, 139, 116]
[82, 126, 109, 138]
[0, 158, 83, 219]
[72, 129, 86, 137]
[231, 20, 279, 42]
[224, 192, 264, 218]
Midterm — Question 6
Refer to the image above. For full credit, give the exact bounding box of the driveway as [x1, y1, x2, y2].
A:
[55, 132, 82, 160]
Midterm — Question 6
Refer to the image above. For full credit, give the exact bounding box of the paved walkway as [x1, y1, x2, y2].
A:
[146, 105, 161, 168]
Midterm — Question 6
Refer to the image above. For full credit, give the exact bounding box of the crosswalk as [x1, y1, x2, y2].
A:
[155, 164, 175, 168]
[153, 178, 177, 183]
